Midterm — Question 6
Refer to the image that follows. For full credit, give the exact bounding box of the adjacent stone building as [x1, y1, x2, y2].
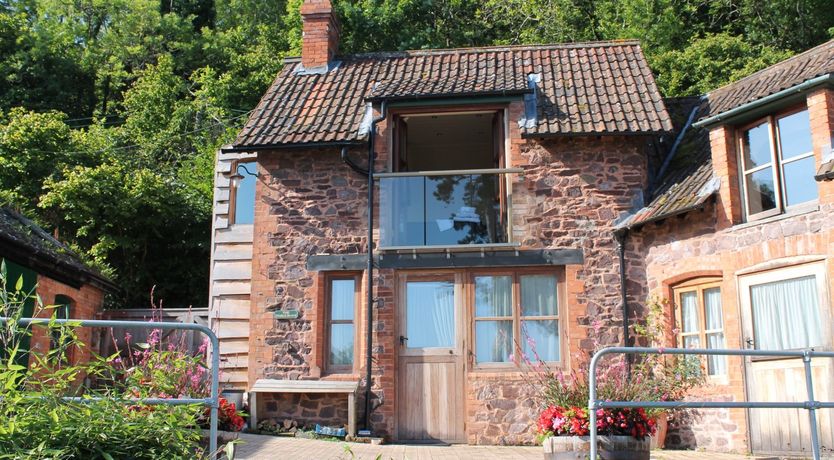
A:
[209, 0, 834, 455]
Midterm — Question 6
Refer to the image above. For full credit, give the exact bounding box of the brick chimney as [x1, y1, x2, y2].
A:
[300, 0, 339, 70]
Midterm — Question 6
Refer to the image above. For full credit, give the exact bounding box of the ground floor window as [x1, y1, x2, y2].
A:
[472, 271, 560, 367]
[325, 275, 359, 372]
[673, 278, 727, 376]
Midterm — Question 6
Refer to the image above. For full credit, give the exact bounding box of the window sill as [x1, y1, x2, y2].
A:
[734, 202, 819, 230]
[469, 362, 563, 374]
[320, 372, 361, 381]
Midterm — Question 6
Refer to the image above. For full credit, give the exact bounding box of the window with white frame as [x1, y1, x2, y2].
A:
[738, 108, 817, 220]
[473, 271, 560, 366]
[674, 279, 727, 376]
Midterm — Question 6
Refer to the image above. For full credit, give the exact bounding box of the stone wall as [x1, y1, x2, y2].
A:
[511, 134, 652, 352]
[257, 392, 350, 430]
[466, 374, 539, 445]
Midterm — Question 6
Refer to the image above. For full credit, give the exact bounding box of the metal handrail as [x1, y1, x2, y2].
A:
[374, 167, 523, 178]
[0, 317, 221, 459]
[588, 346, 834, 460]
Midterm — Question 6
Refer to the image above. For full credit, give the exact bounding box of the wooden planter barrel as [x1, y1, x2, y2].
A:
[542, 435, 651, 460]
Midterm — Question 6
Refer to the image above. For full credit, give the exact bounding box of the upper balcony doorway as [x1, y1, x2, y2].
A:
[379, 110, 518, 250]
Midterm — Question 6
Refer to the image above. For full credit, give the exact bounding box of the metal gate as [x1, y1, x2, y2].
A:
[589, 346, 834, 460]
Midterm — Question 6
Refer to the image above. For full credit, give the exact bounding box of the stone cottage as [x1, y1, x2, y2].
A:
[208, 0, 834, 455]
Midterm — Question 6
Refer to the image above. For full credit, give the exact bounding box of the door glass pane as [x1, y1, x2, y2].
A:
[474, 276, 512, 317]
[522, 319, 559, 361]
[783, 156, 818, 207]
[745, 168, 777, 214]
[777, 110, 813, 160]
[750, 275, 821, 350]
[706, 332, 727, 375]
[406, 281, 455, 348]
[680, 291, 699, 333]
[330, 323, 354, 366]
[520, 275, 557, 316]
[475, 320, 513, 363]
[331, 279, 355, 321]
[742, 122, 773, 169]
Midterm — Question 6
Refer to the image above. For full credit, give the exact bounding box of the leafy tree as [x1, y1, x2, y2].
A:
[39, 162, 210, 308]
[0, 0, 831, 310]
[0, 109, 96, 214]
[651, 32, 792, 96]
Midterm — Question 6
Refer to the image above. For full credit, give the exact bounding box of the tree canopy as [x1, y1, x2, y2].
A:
[0, 0, 831, 308]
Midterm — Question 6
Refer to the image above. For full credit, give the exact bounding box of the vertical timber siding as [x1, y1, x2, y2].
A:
[209, 149, 256, 389]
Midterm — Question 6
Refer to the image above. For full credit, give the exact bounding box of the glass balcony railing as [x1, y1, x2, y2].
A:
[377, 168, 521, 249]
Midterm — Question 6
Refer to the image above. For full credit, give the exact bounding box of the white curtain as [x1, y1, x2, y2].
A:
[475, 276, 512, 317]
[680, 291, 699, 333]
[520, 275, 557, 316]
[703, 288, 727, 375]
[474, 276, 513, 362]
[406, 281, 455, 348]
[751, 275, 821, 350]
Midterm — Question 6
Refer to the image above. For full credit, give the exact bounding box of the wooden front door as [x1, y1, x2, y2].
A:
[397, 273, 465, 443]
[739, 262, 834, 456]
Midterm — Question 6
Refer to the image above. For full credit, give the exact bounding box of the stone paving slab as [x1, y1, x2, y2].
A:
[232, 434, 766, 460]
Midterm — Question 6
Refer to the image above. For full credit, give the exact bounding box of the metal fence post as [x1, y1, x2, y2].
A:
[0, 317, 221, 459]
[803, 349, 822, 460]
[588, 349, 605, 460]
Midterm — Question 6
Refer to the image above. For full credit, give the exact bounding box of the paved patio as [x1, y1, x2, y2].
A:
[232, 433, 765, 460]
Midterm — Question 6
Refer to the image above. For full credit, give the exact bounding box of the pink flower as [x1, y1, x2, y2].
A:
[148, 329, 161, 346]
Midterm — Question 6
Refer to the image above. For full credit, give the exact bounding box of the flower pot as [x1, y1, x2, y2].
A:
[650, 413, 668, 450]
[543, 435, 651, 460]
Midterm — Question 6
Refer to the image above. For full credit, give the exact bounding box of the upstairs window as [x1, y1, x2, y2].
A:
[738, 108, 817, 220]
[380, 110, 511, 248]
[231, 162, 258, 225]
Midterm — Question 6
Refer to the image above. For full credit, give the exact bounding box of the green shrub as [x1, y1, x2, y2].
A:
[0, 261, 205, 459]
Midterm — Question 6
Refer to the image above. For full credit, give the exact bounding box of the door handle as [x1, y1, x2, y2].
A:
[745, 338, 755, 349]
[399, 335, 408, 346]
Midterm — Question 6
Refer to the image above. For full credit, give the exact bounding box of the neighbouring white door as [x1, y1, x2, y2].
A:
[739, 262, 834, 456]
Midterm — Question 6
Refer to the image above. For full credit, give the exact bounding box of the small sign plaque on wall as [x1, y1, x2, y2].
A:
[273, 309, 299, 319]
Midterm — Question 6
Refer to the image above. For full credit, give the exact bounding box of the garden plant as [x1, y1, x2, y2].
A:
[520, 296, 704, 443]
[0, 262, 242, 459]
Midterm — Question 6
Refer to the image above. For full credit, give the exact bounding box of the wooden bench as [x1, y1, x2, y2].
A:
[248, 379, 359, 437]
